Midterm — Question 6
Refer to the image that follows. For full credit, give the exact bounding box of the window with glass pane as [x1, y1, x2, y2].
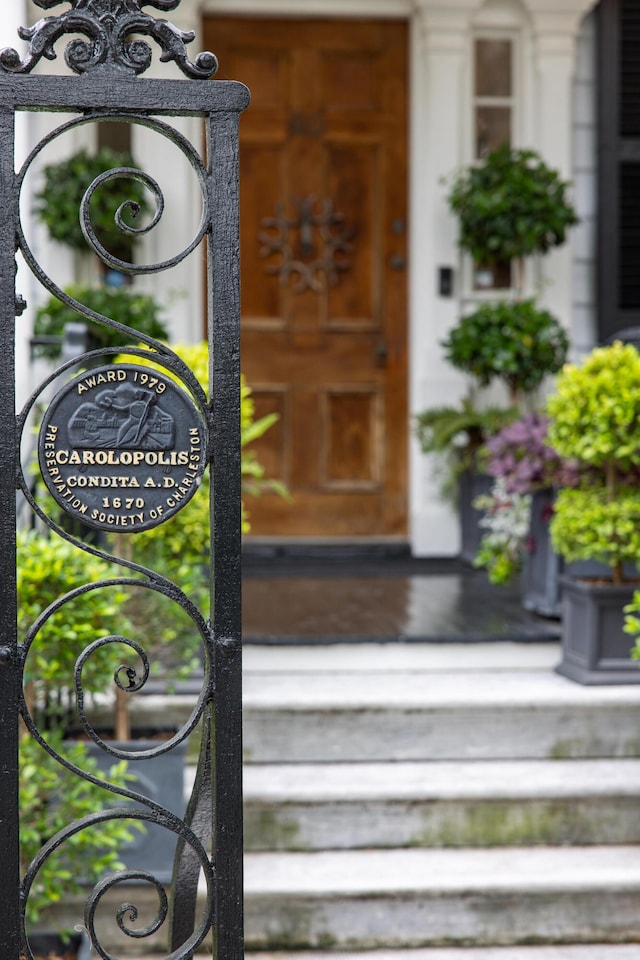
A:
[473, 38, 513, 290]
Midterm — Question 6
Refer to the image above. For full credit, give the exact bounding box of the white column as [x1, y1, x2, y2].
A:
[524, 2, 599, 340]
[130, 1, 206, 346]
[409, 0, 483, 556]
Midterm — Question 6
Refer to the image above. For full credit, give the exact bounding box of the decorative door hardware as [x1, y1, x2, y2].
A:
[288, 111, 325, 138]
[259, 195, 354, 294]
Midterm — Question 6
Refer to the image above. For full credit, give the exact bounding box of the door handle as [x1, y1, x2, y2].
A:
[374, 339, 389, 368]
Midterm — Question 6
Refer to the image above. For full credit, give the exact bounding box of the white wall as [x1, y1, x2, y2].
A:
[410, 0, 598, 556]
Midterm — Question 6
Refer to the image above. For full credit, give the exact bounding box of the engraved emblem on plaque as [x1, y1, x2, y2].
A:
[38, 364, 207, 533]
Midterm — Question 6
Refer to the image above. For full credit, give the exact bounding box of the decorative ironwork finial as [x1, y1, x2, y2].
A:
[0, 0, 218, 79]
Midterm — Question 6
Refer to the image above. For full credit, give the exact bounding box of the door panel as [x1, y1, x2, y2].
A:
[206, 17, 408, 537]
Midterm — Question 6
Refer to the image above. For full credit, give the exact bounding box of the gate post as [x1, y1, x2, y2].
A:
[0, 3, 248, 957]
[0, 95, 20, 957]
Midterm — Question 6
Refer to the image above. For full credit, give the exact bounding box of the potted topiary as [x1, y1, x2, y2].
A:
[416, 301, 569, 561]
[34, 147, 151, 265]
[546, 341, 640, 683]
[32, 284, 169, 362]
[414, 399, 519, 561]
[17, 528, 143, 958]
[418, 144, 578, 562]
[445, 143, 578, 293]
[442, 300, 570, 407]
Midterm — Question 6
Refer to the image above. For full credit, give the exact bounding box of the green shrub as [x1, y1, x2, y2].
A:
[546, 342, 640, 583]
[446, 144, 578, 265]
[442, 299, 568, 403]
[547, 341, 640, 475]
[414, 400, 518, 504]
[33, 284, 169, 361]
[34, 147, 151, 257]
[18, 529, 132, 732]
[20, 732, 142, 930]
[550, 485, 640, 571]
[18, 531, 143, 931]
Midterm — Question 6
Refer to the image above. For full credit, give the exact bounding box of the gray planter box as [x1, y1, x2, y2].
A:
[522, 488, 562, 618]
[87, 737, 187, 883]
[459, 469, 492, 564]
[556, 576, 640, 684]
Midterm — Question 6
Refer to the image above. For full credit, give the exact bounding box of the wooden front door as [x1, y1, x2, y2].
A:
[205, 17, 408, 537]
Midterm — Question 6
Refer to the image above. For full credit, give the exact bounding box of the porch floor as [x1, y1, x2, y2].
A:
[242, 547, 560, 645]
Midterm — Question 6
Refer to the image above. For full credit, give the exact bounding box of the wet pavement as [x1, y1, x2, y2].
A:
[242, 549, 561, 645]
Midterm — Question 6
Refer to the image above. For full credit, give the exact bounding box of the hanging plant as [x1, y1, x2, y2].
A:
[34, 147, 151, 260]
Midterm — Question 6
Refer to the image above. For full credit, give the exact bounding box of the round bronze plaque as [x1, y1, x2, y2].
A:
[38, 364, 207, 533]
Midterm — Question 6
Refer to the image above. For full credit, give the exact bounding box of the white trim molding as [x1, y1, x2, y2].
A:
[199, 0, 413, 16]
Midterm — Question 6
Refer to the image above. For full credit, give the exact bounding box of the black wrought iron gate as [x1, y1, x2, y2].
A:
[0, 3, 247, 957]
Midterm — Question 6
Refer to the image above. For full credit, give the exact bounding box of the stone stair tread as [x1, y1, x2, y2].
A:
[241, 949, 640, 960]
[244, 845, 640, 895]
[144, 945, 640, 958]
[243, 758, 640, 801]
[242, 668, 640, 710]
[243, 641, 560, 674]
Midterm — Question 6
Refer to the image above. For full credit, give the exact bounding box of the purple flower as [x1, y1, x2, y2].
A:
[485, 413, 580, 494]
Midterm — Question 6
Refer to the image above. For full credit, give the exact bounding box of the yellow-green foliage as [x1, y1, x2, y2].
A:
[550, 485, 640, 569]
[624, 597, 640, 661]
[18, 528, 131, 726]
[116, 343, 284, 648]
[547, 342, 640, 471]
[20, 732, 141, 928]
[118, 342, 282, 534]
[18, 532, 143, 929]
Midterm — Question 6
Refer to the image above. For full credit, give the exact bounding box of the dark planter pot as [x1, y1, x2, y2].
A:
[521, 489, 634, 619]
[28, 929, 91, 960]
[85, 735, 187, 884]
[459, 469, 493, 563]
[522, 488, 562, 618]
[556, 576, 640, 684]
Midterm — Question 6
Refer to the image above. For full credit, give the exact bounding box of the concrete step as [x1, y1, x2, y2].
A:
[150, 943, 640, 960]
[65, 847, 640, 955]
[241, 668, 640, 762]
[243, 845, 640, 949]
[153, 950, 640, 960]
[242, 758, 640, 850]
[123, 643, 640, 762]
[242, 950, 640, 960]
